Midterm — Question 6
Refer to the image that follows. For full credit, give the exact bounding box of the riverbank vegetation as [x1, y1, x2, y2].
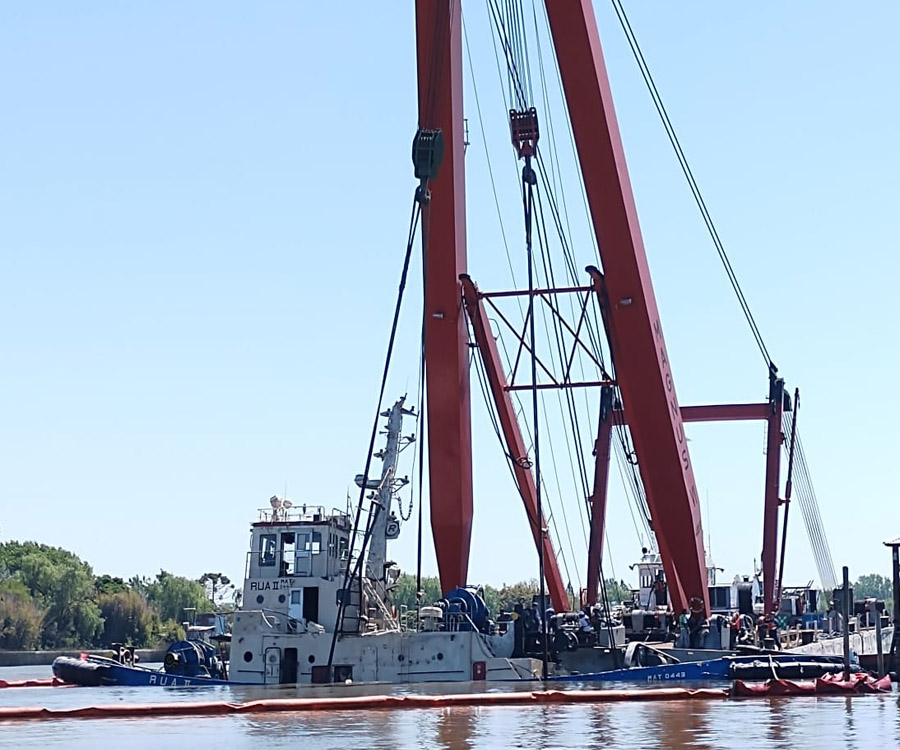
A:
[3, 540, 891, 650]
[390, 574, 632, 613]
[0, 541, 217, 650]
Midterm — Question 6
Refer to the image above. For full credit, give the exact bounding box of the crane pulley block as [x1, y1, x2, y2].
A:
[509, 108, 539, 159]
[411, 128, 445, 181]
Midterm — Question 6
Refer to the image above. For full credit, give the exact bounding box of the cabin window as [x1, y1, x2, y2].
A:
[280, 533, 296, 576]
[308, 531, 322, 555]
[259, 534, 277, 567]
[303, 586, 320, 622]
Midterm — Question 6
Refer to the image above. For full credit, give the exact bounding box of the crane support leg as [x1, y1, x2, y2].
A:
[586, 386, 614, 606]
[763, 372, 785, 613]
[460, 275, 568, 613]
[544, 1, 708, 613]
[415, 0, 473, 594]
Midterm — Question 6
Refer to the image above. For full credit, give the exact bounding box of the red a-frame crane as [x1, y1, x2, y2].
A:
[414, 0, 708, 614]
[415, 1, 790, 617]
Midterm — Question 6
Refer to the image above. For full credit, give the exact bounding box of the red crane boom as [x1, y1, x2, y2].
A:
[415, 0, 710, 613]
[414, 0, 473, 594]
[547, 3, 708, 614]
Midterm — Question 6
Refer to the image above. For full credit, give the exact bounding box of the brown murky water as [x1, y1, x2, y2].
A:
[2, 666, 898, 749]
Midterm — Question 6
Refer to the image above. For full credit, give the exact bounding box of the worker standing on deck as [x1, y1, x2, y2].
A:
[766, 614, 780, 649]
[530, 601, 542, 633]
[676, 609, 689, 645]
[578, 610, 594, 634]
[730, 611, 743, 642]
[687, 610, 709, 648]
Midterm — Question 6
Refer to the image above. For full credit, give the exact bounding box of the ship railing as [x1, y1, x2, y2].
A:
[396, 608, 483, 635]
[258, 505, 352, 524]
[361, 577, 400, 632]
[443, 612, 480, 633]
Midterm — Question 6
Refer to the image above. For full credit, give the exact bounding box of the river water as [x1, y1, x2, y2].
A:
[2, 665, 899, 749]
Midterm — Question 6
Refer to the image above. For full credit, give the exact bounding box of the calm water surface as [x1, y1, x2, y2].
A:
[2, 665, 899, 749]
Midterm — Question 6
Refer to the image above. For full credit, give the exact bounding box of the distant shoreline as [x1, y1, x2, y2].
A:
[0, 648, 166, 667]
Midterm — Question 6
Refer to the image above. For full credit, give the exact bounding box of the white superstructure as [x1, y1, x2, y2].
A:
[229, 399, 540, 685]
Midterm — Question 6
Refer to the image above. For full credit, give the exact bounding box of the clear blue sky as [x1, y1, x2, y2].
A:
[2, 2, 898, 595]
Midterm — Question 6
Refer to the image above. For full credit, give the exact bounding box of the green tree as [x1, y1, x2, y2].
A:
[98, 590, 153, 647]
[490, 579, 540, 612]
[0, 541, 102, 647]
[603, 578, 633, 606]
[853, 574, 892, 600]
[0, 579, 42, 649]
[853, 573, 893, 615]
[128, 575, 151, 597]
[198, 572, 235, 611]
[95, 574, 128, 595]
[146, 570, 212, 623]
[390, 574, 442, 611]
[155, 618, 186, 643]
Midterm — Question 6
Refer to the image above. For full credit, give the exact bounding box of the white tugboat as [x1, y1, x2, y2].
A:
[229, 397, 542, 685]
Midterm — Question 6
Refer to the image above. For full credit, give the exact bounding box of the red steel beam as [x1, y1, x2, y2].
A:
[415, 0, 473, 594]
[586, 386, 615, 606]
[762, 375, 785, 614]
[680, 403, 770, 423]
[545, 0, 708, 614]
[506, 380, 614, 392]
[460, 275, 568, 612]
[482, 285, 592, 298]
[614, 403, 771, 425]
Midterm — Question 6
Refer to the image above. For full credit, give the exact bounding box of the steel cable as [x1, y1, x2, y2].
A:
[609, 0, 773, 370]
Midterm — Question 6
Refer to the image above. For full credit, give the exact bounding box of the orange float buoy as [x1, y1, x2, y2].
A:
[0, 678, 71, 689]
[0, 687, 730, 722]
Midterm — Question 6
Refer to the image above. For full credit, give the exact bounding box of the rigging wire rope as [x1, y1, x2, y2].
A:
[485, 0, 657, 594]
[609, 0, 774, 371]
[326, 196, 422, 671]
[780, 411, 838, 591]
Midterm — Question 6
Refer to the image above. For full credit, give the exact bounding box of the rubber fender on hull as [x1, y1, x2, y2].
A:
[51, 657, 112, 687]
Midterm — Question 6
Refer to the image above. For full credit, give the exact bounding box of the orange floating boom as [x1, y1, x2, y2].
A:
[0, 687, 729, 722]
[0, 678, 71, 689]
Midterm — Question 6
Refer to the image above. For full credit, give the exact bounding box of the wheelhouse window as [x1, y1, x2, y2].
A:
[280, 533, 296, 576]
[259, 533, 277, 567]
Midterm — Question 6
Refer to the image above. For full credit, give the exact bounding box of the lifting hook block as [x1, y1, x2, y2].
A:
[412, 128, 445, 181]
[510, 107, 539, 159]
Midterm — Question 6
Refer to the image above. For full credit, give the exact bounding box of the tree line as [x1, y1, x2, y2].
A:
[0, 541, 227, 650]
[4, 539, 892, 650]
[390, 573, 895, 617]
[389, 574, 632, 615]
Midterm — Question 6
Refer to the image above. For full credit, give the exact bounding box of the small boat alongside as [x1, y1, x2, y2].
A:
[53, 638, 232, 687]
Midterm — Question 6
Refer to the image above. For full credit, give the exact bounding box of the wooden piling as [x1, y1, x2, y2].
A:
[842, 566, 851, 681]
[872, 599, 884, 676]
